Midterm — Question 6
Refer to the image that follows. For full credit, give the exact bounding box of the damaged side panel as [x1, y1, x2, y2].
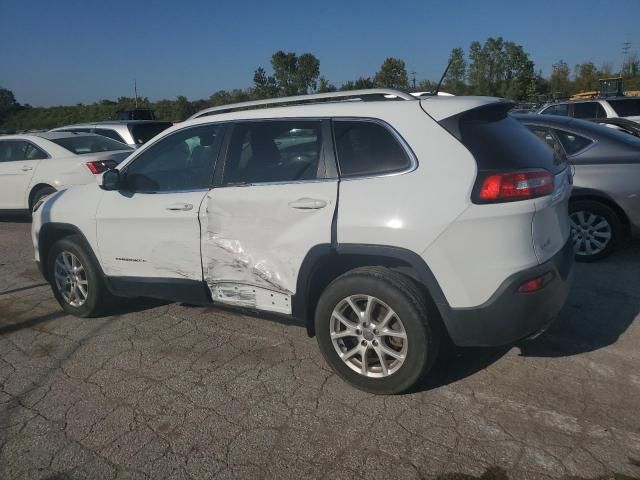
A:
[201, 182, 338, 315]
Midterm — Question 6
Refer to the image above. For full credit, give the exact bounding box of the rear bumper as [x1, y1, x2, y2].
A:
[443, 238, 574, 347]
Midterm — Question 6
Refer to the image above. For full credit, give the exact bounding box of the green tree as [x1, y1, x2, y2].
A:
[253, 51, 321, 97]
[573, 62, 600, 93]
[443, 47, 466, 94]
[252, 67, 278, 98]
[340, 77, 375, 91]
[317, 76, 336, 93]
[416, 79, 436, 92]
[621, 53, 639, 78]
[374, 58, 408, 89]
[294, 53, 320, 93]
[549, 60, 572, 96]
[0, 86, 20, 123]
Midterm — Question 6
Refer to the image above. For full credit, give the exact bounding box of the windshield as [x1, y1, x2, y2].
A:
[128, 123, 172, 145]
[608, 99, 640, 117]
[51, 135, 133, 155]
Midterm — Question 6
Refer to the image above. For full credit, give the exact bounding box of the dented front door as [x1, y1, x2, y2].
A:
[201, 119, 337, 314]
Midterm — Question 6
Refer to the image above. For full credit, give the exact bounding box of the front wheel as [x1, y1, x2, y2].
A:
[569, 200, 622, 262]
[47, 235, 113, 317]
[315, 267, 440, 394]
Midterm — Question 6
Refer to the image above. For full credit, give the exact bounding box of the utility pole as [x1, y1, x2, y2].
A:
[134, 79, 139, 109]
[411, 71, 416, 90]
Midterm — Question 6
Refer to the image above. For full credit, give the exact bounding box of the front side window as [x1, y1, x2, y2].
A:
[123, 124, 222, 192]
[333, 120, 411, 177]
[0, 140, 48, 162]
[223, 121, 323, 184]
[542, 104, 569, 116]
[553, 129, 593, 155]
[51, 135, 132, 155]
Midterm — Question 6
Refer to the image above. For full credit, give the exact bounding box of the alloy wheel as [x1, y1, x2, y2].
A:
[570, 210, 612, 257]
[53, 251, 89, 307]
[330, 295, 407, 378]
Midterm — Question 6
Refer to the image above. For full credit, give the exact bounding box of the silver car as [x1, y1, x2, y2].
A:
[515, 113, 640, 261]
[51, 120, 172, 149]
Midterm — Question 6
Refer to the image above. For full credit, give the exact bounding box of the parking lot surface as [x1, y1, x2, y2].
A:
[0, 218, 639, 480]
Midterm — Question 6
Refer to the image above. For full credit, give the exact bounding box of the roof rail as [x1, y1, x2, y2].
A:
[189, 88, 416, 119]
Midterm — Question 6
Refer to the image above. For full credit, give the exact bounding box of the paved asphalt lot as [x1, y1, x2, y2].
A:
[0, 218, 639, 480]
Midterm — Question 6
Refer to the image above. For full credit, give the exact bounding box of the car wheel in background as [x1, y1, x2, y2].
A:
[569, 200, 622, 262]
[315, 267, 441, 394]
[30, 186, 56, 212]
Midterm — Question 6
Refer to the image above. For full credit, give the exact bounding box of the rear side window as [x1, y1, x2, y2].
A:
[573, 102, 607, 119]
[0, 140, 48, 161]
[95, 128, 126, 144]
[607, 99, 640, 117]
[333, 120, 411, 177]
[553, 129, 593, 155]
[223, 121, 323, 184]
[525, 126, 567, 164]
[542, 104, 569, 116]
[51, 135, 132, 155]
[128, 123, 173, 145]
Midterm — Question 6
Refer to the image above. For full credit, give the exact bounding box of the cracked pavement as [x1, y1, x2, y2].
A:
[1, 217, 639, 479]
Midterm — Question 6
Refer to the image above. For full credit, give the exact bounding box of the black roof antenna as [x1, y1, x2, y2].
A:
[431, 59, 452, 96]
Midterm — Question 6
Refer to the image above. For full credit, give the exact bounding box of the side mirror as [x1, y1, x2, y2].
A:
[101, 169, 121, 191]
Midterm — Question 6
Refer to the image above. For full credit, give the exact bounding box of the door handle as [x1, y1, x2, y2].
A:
[165, 203, 193, 211]
[21, 166, 33, 172]
[288, 198, 327, 210]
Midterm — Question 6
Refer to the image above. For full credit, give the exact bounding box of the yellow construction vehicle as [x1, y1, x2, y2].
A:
[571, 77, 640, 99]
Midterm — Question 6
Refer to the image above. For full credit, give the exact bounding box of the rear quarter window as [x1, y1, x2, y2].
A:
[128, 123, 173, 145]
[333, 120, 411, 177]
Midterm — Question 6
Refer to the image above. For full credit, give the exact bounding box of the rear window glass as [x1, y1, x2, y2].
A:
[128, 123, 172, 145]
[333, 121, 411, 177]
[51, 135, 132, 155]
[608, 99, 640, 117]
[454, 107, 566, 174]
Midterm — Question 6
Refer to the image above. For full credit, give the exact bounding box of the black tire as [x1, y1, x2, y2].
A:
[46, 235, 114, 317]
[30, 186, 56, 212]
[569, 200, 623, 262]
[315, 267, 441, 394]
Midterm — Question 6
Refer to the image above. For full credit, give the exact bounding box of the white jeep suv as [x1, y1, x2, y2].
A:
[32, 89, 574, 394]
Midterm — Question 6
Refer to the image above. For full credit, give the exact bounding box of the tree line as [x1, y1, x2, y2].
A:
[2, 37, 639, 131]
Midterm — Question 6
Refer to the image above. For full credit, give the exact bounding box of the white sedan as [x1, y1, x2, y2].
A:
[0, 132, 132, 213]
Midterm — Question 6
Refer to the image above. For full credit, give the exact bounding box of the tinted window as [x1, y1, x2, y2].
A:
[608, 99, 640, 117]
[0, 140, 47, 162]
[128, 122, 173, 145]
[95, 128, 126, 144]
[542, 104, 569, 116]
[62, 128, 92, 133]
[525, 126, 566, 165]
[123, 124, 222, 192]
[51, 135, 132, 155]
[573, 102, 606, 119]
[333, 121, 410, 177]
[553, 129, 593, 155]
[223, 121, 322, 184]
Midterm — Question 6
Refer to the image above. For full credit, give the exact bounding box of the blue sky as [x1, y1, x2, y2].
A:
[2, 0, 639, 106]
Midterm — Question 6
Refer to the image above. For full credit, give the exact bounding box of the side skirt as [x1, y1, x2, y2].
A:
[106, 276, 212, 306]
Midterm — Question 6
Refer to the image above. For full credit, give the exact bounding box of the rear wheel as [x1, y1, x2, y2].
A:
[47, 235, 113, 317]
[569, 200, 622, 262]
[315, 267, 440, 394]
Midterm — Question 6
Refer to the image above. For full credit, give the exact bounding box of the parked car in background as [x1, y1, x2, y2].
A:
[51, 120, 172, 149]
[514, 113, 640, 261]
[538, 97, 640, 124]
[33, 89, 573, 394]
[0, 132, 132, 213]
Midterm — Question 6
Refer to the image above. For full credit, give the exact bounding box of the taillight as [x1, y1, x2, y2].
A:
[474, 170, 553, 203]
[86, 160, 117, 174]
